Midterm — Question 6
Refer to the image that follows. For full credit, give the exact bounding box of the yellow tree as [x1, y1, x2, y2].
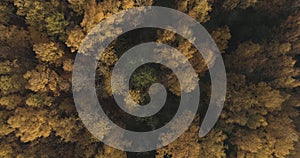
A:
[95, 145, 127, 158]
[7, 107, 52, 142]
[33, 42, 64, 65]
[23, 65, 70, 96]
[156, 116, 227, 158]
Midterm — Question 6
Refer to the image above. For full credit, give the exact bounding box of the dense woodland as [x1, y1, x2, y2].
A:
[0, 0, 300, 157]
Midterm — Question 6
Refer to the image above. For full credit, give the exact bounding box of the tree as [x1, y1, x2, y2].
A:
[45, 11, 69, 40]
[0, 0, 299, 157]
[80, 0, 139, 32]
[229, 110, 298, 158]
[0, 2, 14, 25]
[282, 11, 300, 55]
[198, 130, 228, 158]
[95, 145, 127, 158]
[0, 60, 25, 95]
[156, 116, 227, 158]
[176, 0, 212, 22]
[23, 65, 70, 95]
[63, 59, 74, 72]
[14, 0, 69, 40]
[0, 25, 30, 58]
[0, 110, 14, 138]
[221, 39, 299, 157]
[211, 26, 231, 53]
[0, 94, 22, 110]
[222, 0, 258, 10]
[33, 42, 65, 65]
[0, 135, 21, 158]
[154, 0, 217, 96]
[49, 116, 84, 143]
[67, 0, 86, 15]
[98, 47, 119, 70]
[7, 107, 52, 142]
[25, 93, 54, 107]
[0, 75, 23, 95]
[130, 65, 158, 90]
[14, 0, 47, 31]
[65, 26, 86, 53]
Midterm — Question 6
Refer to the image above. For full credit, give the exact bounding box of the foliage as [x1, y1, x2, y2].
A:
[0, 94, 22, 110]
[130, 65, 158, 90]
[211, 26, 231, 52]
[45, 11, 69, 39]
[0, 60, 25, 95]
[67, 0, 86, 15]
[80, 0, 137, 32]
[0, 111, 14, 137]
[176, 0, 212, 22]
[33, 42, 64, 65]
[25, 93, 54, 107]
[222, 0, 257, 10]
[0, 0, 299, 157]
[65, 26, 86, 53]
[49, 116, 84, 142]
[63, 59, 74, 72]
[0, 3, 14, 25]
[23, 65, 70, 95]
[95, 145, 127, 158]
[157, 116, 227, 158]
[7, 107, 52, 142]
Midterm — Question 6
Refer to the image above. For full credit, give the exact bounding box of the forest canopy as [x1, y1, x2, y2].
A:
[0, 0, 299, 158]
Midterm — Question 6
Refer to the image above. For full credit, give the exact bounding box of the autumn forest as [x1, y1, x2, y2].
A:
[0, 0, 300, 157]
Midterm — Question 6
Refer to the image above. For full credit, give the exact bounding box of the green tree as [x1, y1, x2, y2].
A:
[14, 0, 69, 40]
[45, 11, 69, 40]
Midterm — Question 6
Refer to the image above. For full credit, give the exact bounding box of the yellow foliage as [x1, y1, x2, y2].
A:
[50, 117, 83, 142]
[23, 65, 70, 95]
[0, 60, 13, 75]
[211, 26, 231, 53]
[0, 95, 22, 110]
[0, 143, 13, 158]
[63, 59, 74, 72]
[67, 0, 86, 15]
[0, 111, 14, 137]
[123, 90, 147, 112]
[99, 48, 119, 66]
[95, 145, 127, 158]
[188, 0, 212, 22]
[33, 42, 64, 65]
[198, 130, 228, 158]
[176, 0, 212, 23]
[66, 26, 86, 53]
[25, 93, 54, 107]
[8, 108, 52, 142]
[0, 75, 24, 95]
[157, 116, 227, 158]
